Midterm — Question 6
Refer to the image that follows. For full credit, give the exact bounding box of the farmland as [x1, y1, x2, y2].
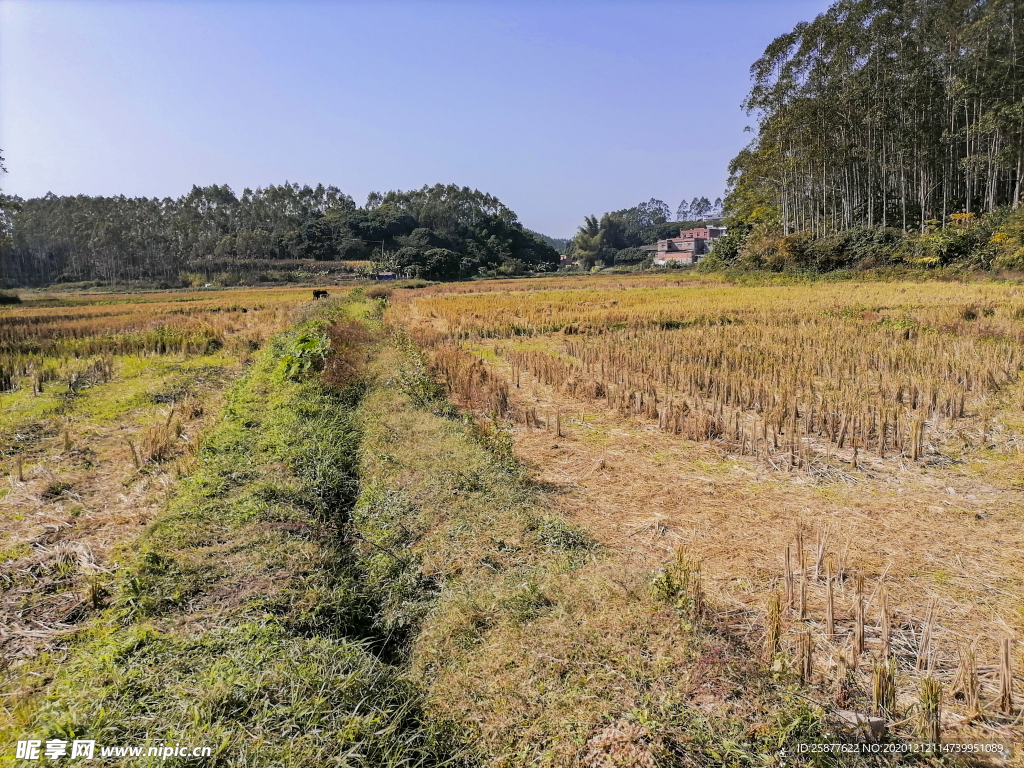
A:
[0, 286, 470, 765]
[0, 287, 314, 659]
[1, 274, 1022, 766]
[391, 273, 1024, 754]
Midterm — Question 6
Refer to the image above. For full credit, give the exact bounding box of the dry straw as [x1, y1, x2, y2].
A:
[872, 658, 897, 719]
[814, 526, 828, 580]
[797, 630, 813, 685]
[951, 639, 980, 715]
[879, 587, 891, 660]
[836, 653, 853, 707]
[825, 560, 835, 637]
[126, 439, 142, 470]
[764, 592, 782, 661]
[784, 544, 794, 611]
[918, 676, 942, 746]
[853, 574, 865, 665]
[797, 530, 807, 620]
[837, 533, 851, 585]
[678, 552, 705, 623]
[916, 598, 938, 671]
[999, 636, 1014, 715]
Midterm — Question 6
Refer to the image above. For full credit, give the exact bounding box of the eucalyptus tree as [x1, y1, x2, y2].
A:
[727, 0, 1024, 235]
[0, 149, 16, 249]
[691, 197, 713, 220]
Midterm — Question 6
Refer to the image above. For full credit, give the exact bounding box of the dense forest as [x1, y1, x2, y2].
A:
[726, 0, 1024, 255]
[0, 181, 559, 287]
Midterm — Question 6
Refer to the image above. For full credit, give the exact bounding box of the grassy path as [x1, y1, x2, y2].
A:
[2, 300, 459, 766]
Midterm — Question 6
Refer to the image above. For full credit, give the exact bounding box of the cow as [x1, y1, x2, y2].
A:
[312, 290, 329, 300]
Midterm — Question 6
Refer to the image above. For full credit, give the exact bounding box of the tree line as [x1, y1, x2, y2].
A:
[0, 181, 560, 287]
[727, 0, 1023, 237]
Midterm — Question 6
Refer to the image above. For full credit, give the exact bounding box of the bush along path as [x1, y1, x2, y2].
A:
[1, 297, 464, 767]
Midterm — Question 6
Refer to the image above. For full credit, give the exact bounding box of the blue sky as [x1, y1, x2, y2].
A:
[0, 0, 824, 237]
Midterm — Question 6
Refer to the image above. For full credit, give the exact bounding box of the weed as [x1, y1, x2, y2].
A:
[40, 481, 74, 501]
[504, 580, 553, 623]
[651, 548, 704, 623]
[528, 515, 594, 553]
[278, 329, 330, 380]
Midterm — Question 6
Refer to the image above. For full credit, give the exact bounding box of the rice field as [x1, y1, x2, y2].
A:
[0, 286, 315, 659]
[4, 275, 1022, 755]
[408, 279, 1024, 462]
[393, 274, 1024, 748]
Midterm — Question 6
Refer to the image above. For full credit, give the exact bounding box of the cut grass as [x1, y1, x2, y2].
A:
[1, 304, 464, 767]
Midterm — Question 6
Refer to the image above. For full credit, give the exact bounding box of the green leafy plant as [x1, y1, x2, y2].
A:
[279, 330, 330, 380]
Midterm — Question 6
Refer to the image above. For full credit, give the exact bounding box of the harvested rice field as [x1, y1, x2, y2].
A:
[391, 274, 1024, 752]
[3, 275, 1023, 766]
[0, 287, 313, 659]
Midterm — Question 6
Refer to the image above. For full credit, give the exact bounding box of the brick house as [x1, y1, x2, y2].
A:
[646, 226, 727, 266]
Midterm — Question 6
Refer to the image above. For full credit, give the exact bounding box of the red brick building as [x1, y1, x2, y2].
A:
[647, 226, 727, 265]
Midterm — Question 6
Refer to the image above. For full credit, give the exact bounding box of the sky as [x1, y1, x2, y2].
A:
[0, 0, 825, 237]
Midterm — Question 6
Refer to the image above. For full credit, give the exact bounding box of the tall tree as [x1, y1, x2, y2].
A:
[727, 0, 1024, 234]
[691, 197, 713, 220]
[0, 149, 13, 250]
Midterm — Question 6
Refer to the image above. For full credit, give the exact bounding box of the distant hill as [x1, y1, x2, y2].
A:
[525, 229, 570, 252]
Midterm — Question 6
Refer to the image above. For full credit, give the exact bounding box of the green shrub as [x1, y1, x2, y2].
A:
[695, 253, 726, 273]
[709, 228, 747, 263]
[612, 246, 646, 265]
[993, 206, 1024, 270]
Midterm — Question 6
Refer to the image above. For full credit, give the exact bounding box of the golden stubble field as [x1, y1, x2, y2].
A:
[392, 273, 1024, 747]
[0, 286, 318, 660]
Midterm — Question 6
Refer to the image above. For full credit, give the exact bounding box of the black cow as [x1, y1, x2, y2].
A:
[312, 290, 329, 300]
